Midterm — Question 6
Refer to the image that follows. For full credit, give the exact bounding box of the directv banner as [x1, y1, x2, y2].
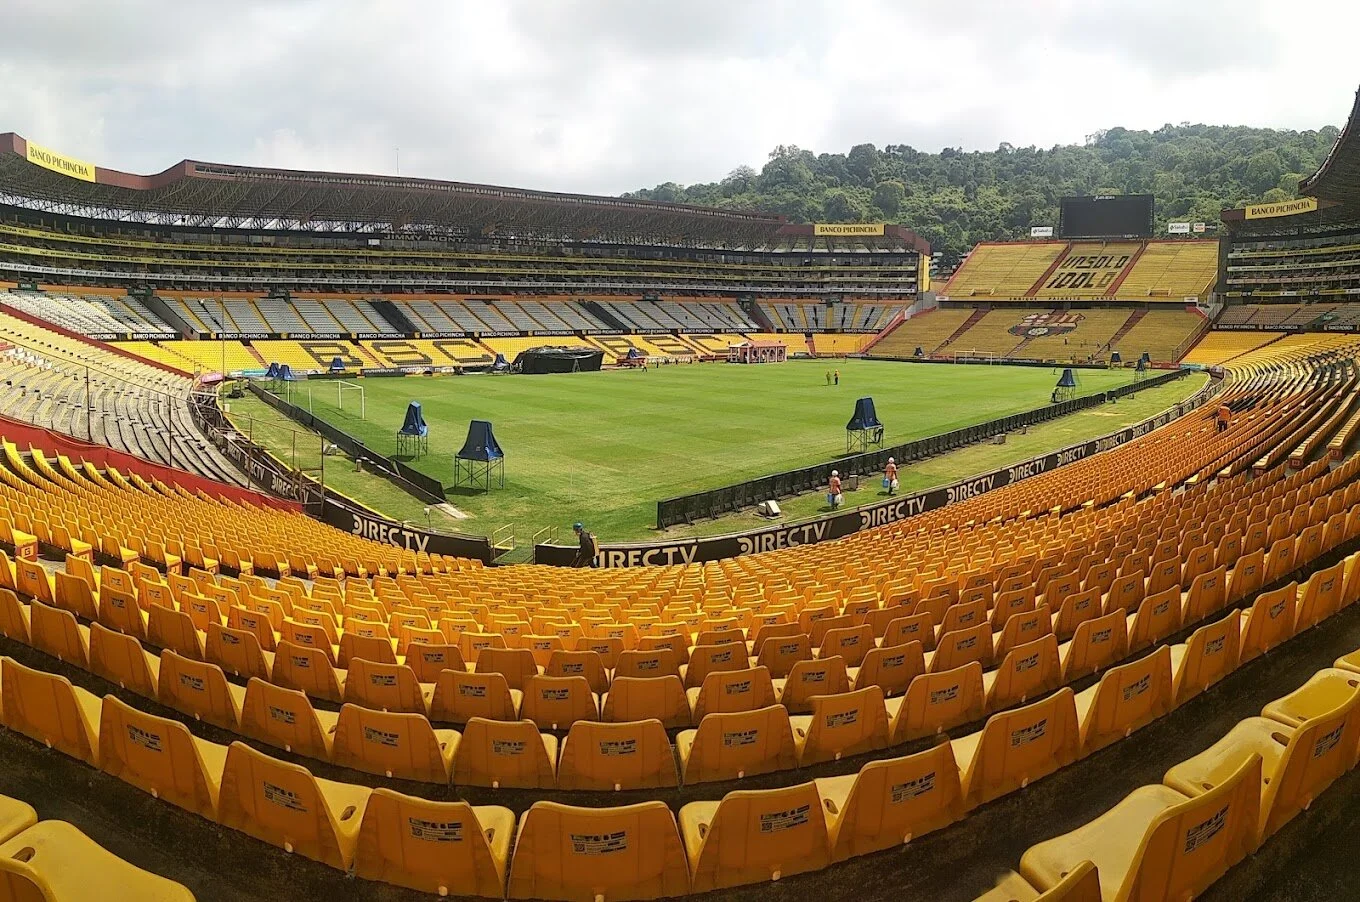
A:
[322, 498, 493, 562]
[536, 380, 1218, 567]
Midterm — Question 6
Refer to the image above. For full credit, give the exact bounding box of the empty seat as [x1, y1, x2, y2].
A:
[985, 634, 1062, 713]
[88, 622, 160, 698]
[689, 666, 776, 720]
[544, 649, 608, 694]
[239, 677, 338, 761]
[953, 689, 1080, 809]
[792, 686, 890, 765]
[475, 647, 539, 691]
[816, 739, 965, 861]
[353, 788, 513, 897]
[404, 642, 466, 683]
[454, 718, 558, 789]
[28, 600, 90, 668]
[680, 782, 831, 892]
[1074, 645, 1174, 755]
[601, 675, 692, 728]
[270, 640, 344, 703]
[0, 657, 101, 766]
[851, 640, 925, 697]
[0, 820, 196, 901]
[520, 674, 599, 731]
[892, 662, 986, 742]
[676, 705, 797, 784]
[557, 719, 677, 791]
[430, 669, 521, 723]
[158, 650, 245, 730]
[342, 658, 429, 715]
[1020, 755, 1261, 902]
[778, 656, 849, 714]
[217, 740, 371, 871]
[331, 704, 458, 783]
[0, 794, 35, 844]
[97, 694, 224, 820]
[507, 800, 690, 901]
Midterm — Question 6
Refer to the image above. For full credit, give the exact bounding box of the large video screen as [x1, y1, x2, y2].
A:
[1059, 195, 1154, 239]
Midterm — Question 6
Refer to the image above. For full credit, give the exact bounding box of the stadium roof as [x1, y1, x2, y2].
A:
[1299, 84, 1360, 205]
[0, 132, 928, 252]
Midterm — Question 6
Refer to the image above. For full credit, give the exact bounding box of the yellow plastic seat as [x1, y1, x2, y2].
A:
[891, 661, 986, 742]
[217, 740, 371, 871]
[271, 640, 345, 704]
[404, 642, 466, 683]
[970, 861, 1101, 901]
[1238, 583, 1297, 664]
[791, 686, 890, 765]
[520, 674, 599, 731]
[507, 800, 690, 901]
[97, 694, 224, 820]
[1166, 688, 1360, 842]
[680, 782, 831, 892]
[1020, 755, 1261, 902]
[820, 624, 873, 667]
[146, 604, 204, 662]
[429, 669, 522, 724]
[1061, 609, 1128, 682]
[239, 677, 338, 761]
[157, 650, 245, 731]
[454, 717, 558, 789]
[687, 666, 776, 720]
[778, 656, 849, 714]
[0, 820, 196, 902]
[675, 705, 796, 784]
[985, 634, 1062, 713]
[52, 571, 97, 621]
[0, 589, 30, 644]
[28, 600, 90, 668]
[953, 688, 1080, 809]
[614, 648, 683, 681]
[0, 795, 36, 846]
[203, 621, 271, 683]
[754, 632, 812, 679]
[342, 658, 429, 715]
[353, 788, 512, 897]
[0, 657, 101, 766]
[683, 642, 750, 689]
[544, 649, 608, 694]
[1169, 610, 1240, 707]
[601, 675, 692, 728]
[1073, 645, 1173, 756]
[851, 640, 924, 697]
[816, 738, 965, 861]
[474, 646, 539, 691]
[88, 622, 160, 699]
[1260, 667, 1360, 730]
[557, 719, 678, 791]
[331, 704, 458, 783]
[338, 630, 398, 668]
[929, 623, 994, 673]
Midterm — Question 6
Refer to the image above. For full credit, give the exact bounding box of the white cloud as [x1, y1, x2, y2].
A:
[0, 0, 1356, 194]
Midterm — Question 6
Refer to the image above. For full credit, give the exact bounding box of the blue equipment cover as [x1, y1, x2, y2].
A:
[456, 420, 504, 461]
[846, 397, 882, 431]
[265, 362, 280, 378]
[1057, 368, 1077, 388]
[399, 401, 429, 437]
[279, 364, 299, 381]
[329, 357, 346, 372]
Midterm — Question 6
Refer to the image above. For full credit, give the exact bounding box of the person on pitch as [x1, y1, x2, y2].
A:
[828, 470, 843, 510]
[885, 457, 899, 495]
[571, 522, 598, 568]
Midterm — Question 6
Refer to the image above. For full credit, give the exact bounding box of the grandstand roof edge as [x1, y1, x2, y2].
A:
[1299, 85, 1360, 200]
[1, 130, 789, 224]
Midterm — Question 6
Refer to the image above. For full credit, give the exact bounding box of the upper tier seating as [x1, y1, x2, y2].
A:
[868, 308, 976, 357]
[944, 243, 1067, 299]
[1110, 309, 1206, 363]
[1112, 240, 1219, 300]
[1032, 242, 1143, 300]
[1184, 330, 1285, 366]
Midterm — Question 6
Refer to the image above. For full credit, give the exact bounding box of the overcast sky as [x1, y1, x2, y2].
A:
[3, 0, 1358, 195]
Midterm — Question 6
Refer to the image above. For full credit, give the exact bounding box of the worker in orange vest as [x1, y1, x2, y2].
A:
[828, 470, 843, 510]
[1217, 404, 1231, 433]
[884, 458, 899, 495]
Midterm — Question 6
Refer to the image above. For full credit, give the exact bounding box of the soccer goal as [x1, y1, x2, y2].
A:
[335, 380, 366, 419]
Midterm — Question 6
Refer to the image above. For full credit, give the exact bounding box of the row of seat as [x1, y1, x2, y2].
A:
[977, 649, 1360, 902]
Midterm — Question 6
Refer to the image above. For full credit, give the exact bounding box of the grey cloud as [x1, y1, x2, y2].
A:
[0, 0, 1350, 196]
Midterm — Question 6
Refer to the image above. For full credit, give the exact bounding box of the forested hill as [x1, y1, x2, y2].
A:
[625, 124, 1341, 261]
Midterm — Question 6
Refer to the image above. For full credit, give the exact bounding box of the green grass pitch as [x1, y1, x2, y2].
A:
[266, 358, 1138, 542]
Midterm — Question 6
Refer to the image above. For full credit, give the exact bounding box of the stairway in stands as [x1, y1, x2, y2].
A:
[936, 307, 988, 351]
[580, 301, 630, 332]
[368, 299, 419, 334]
[1105, 309, 1146, 351]
[858, 309, 907, 354]
[244, 342, 267, 366]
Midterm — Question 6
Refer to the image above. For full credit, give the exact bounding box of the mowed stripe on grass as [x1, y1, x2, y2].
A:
[285, 359, 1136, 540]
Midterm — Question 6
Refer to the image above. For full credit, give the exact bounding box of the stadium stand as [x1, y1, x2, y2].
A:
[867, 308, 976, 358]
[1110, 308, 1207, 363]
[941, 243, 1067, 299]
[1113, 239, 1220, 300]
[1184, 330, 1286, 365]
[1031, 242, 1143, 299]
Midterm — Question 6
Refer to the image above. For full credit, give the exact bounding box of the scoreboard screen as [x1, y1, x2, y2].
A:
[1059, 195, 1154, 239]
